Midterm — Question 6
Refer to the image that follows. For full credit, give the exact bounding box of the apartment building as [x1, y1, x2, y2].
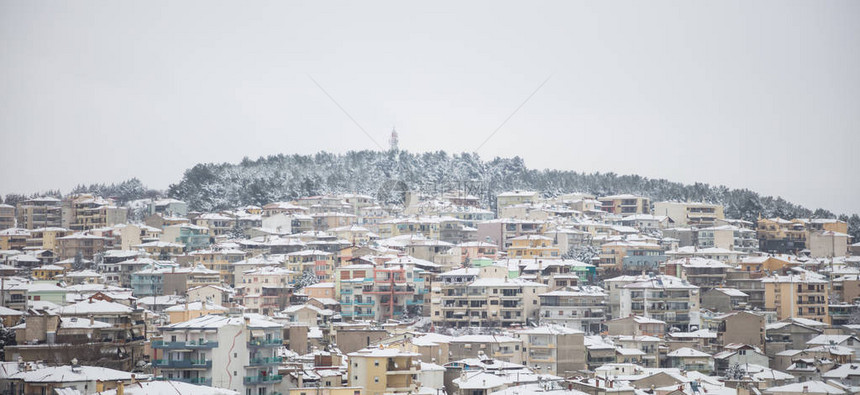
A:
[337, 263, 428, 321]
[189, 248, 248, 286]
[154, 315, 283, 394]
[286, 250, 335, 281]
[25, 227, 71, 251]
[599, 241, 665, 272]
[763, 273, 830, 323]
[159, 223, 208, 251]
[496, 191, 540, 211]
[16, 197, 63, 229]
[807, 230, 850, 258]
[506, 235, 559, 259]
[516, 326, 586, 376]
[538, 286, 607, 333]
[147, 198, 188, 217]
[476, 219, 544, 250]
[236, 266, 297, 315]
[56, 233, 108, 260]
[0, 204, 14, 230]
[598, 195, 651, 215]
[194, 213, 235, 237]
[757, 217, 807, 254]
[615, 274, 701, 331]
[347, 347, 419, 395]
[653, 202, 725, 227]
[697, 225, 759, 253]
[432, 277, 547, 328]
[65, 195, 127, 232]
[0, 228, 30, 251]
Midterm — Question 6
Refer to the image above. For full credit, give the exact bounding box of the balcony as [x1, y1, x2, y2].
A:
[152, 340, 219, 349]
[248, 357, 283, 366]
[154, 359, 212, 368]
[243, 374, 283, 384]
[248, 338, 282, 348]
[160, 377, 211, 386]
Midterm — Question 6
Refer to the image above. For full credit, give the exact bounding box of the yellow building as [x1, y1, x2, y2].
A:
[0, 228, 30, 250]
[598, 194, 651, 215]
[763, 273, 830, 324]
[32, 264, 65, 280]
[496, 191, 540, 210]
[347, 347, 419, 395]
[26, 227, 71, 251]
[506, 235, 559, 259]
[189, 248, 247, 286]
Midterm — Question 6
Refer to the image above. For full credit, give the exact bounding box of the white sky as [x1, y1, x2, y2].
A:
[1, 1, 858, 214]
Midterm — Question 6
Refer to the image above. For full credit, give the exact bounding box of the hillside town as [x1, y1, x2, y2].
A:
[0, 190, 857, 395]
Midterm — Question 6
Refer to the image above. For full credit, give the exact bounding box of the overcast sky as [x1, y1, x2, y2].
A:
[1, 1, 858, 214]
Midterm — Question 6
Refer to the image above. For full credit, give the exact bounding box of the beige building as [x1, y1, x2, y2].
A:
[56, 233, 108, 260]
[598, 194, 651, 215]
[25, 227, 71, 251]
[0, 204, 14, 230]
[496, 191, 540, 210]
[64, 194, 127, 232]
[16, 197, 62, 229]
[432, 277, 547, 328]
[763, 273, 830, 324]
[653, 202, 724, 227]
[347, 347, 419, 395]
[516, 326, 586, 376]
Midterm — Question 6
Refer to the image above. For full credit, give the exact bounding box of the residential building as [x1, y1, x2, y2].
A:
[653, 202, 725, 227]
[16, 197, 62, 229]
[506, 235, 559, 259]
[516, 326, 586, 376]
[697, 225, 759, 253]
[763, 273, 830, 323]
[154, 315, 283, 394]
[56, 233, 108, 260]
[616, 274, 701, 331]
[0, 228, 30, 251]
[432, 277, 547, 328]
[538, 286, 607, 333]
[598, 195, 651, 215]
[347, 347, 419, 395]
[757, 218, 807, 254]
[0, 204, 14, 230]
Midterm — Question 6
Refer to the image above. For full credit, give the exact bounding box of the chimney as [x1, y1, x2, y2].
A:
[803, 386, 808, 394]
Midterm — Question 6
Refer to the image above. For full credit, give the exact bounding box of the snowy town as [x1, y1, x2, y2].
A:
[0, 190, 857, 395]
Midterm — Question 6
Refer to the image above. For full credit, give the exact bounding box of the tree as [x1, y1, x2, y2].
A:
[725, 362, 746, 380]
[293, 271, 320, 292]
[0, 326, 17, 360]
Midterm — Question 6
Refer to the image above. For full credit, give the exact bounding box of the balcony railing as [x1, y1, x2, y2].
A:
[248, 338, 282, 347]
[249, 357, 283, 366]
[154, 359, 212, 368]
[152, 340, 219, 349]
[243, 374, 283, 384]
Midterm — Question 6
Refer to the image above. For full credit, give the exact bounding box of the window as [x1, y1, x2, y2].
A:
[374, 376, 379, 383]
[374, 360, 379, 366]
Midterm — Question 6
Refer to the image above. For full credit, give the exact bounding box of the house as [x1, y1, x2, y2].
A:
[606, 316, 666, 337]
[701, 287, 750, 313]
[762, 381, 845, 395]
[665, 347, 713, 373]
[713, 344, 769, 375]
